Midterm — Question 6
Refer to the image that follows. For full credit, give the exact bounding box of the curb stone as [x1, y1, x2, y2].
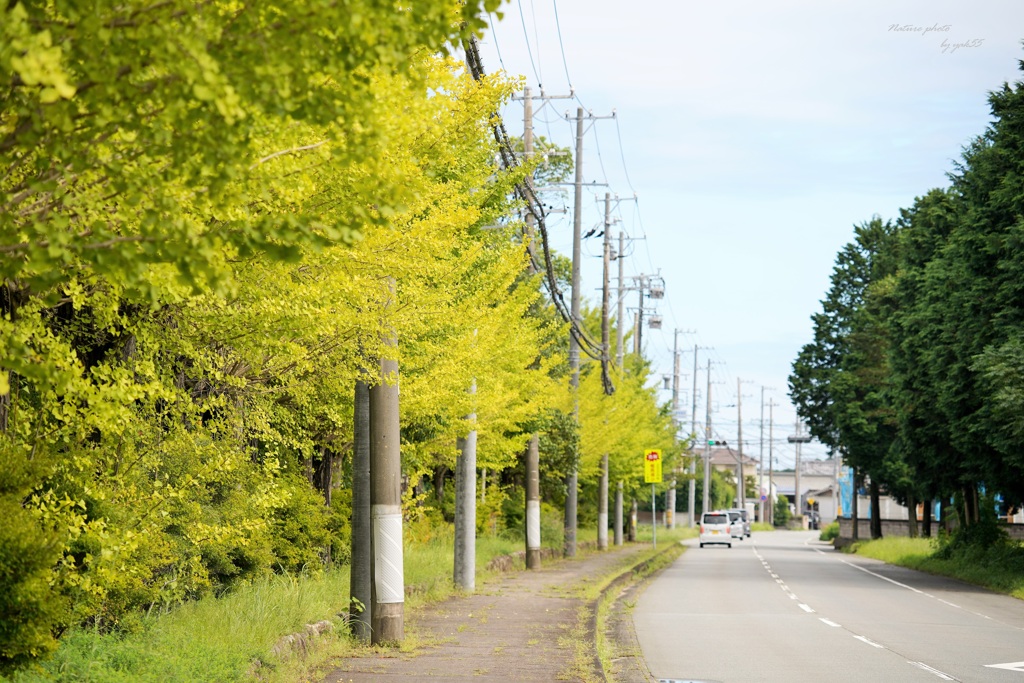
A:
[597, 541, 684, 683]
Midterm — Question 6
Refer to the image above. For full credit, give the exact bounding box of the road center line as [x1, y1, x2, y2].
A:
[854, 635, 885, 649]
[798, 603, 815, 613]
[909, 660, 958, 681]
[819, 618, 841, 627]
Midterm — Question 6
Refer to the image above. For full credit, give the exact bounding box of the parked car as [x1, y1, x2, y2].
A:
[699, 511, 732, 548]
[727, 508, 751, 538]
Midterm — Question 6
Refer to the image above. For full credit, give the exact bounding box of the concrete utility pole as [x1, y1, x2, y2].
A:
[613, 230, 626, 542]
[768, 402, 775, 525]
[523, 86, 536, 265]
[702, 358, 713, 515]
[599, 454, 609, 549]
[598, 193, 612, 551]
[689, 345, 699, 527]
[564, 107, 585, 558]
[525, 434, 541, 569]
[521, 87, 542, 571]
[737, 379, 745, 510]
[633, 285, 644, 355]
[369, 281, 404, 644]
[795, 418, 803, 524]
[616, 230, 626, 369]
[350, 380, 371, 641]
[667, 330, 681, 529]
[518, 86, 572, 569]
[614, 480, 623, 545]
[787, 420, 812, 525]
[453, 379, 477, 591]
[759, 387, 766, 524]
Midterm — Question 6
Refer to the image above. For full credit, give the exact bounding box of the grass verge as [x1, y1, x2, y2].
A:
[848, 536, 1024, 600]
[591, 529, 693, 681]
[5, 528, 575, 683]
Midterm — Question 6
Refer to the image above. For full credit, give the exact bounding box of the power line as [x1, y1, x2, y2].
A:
[614, 116, 638, 196]
[488, 13, 508, 73]
[516, 0, 542, 86]
[551, 0, 574, 92]
[464, 38, 613, 394]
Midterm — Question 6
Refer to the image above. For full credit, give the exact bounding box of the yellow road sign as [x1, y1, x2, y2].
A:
[643, 449, 663, 483]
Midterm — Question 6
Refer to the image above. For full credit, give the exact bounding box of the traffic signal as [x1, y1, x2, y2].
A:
[707, 439, 727, 446]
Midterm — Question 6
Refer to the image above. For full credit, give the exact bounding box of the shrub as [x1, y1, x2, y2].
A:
[819, 520, 840, 542]
[269, 475, 332, 574]
[774, 494, 791, 527]
[0, 454, 67, 674]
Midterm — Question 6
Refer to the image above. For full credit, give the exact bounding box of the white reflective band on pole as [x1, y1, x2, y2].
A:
[526, 500, 541, 549]
[372, 505, 404, 603]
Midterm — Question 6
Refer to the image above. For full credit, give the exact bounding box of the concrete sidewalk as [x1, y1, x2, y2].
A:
[320, 542, 662, 682]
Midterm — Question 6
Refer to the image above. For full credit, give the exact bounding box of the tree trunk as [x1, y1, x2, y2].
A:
[0, 374, 9, 433]
[433, 466, 448, 502]
[315, 446, 333, 506]
[906, 490, 918, 538]
[870, 479, 882, 539]
[922, 498, 932, 538]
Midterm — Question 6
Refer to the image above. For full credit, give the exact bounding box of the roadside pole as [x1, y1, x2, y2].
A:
[369, 279, 404, 644]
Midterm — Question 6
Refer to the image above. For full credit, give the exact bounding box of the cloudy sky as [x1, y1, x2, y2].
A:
[474, 0, 1024, 468]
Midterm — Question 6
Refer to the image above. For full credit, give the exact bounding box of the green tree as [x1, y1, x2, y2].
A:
[789, 218, 899, 537]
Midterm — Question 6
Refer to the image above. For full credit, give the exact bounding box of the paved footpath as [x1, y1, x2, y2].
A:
[321, 542, 655, 682]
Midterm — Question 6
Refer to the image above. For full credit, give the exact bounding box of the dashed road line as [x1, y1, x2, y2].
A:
[804, 538, 1015, 629]
[854, 635, 885, 649]
[909, 660, 959, 680]
[762, 540, 960, 681]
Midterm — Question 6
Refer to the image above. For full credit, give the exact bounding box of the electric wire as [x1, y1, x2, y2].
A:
[551, 0, 574, 92]
[614, 115, 638, 196]
[488, 13, 508, 73]
[592, 121, 610, 186]
[528, 0, 544, 85]
[516, 0, 542, 86]
[464, 36, 614, 395]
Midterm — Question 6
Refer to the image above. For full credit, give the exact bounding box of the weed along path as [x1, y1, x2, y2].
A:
[320, 542, 656, 682]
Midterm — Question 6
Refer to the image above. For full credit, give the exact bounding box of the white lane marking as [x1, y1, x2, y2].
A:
[798, 603, 815, 613]
[909, 661, 958, 680]
[985, 661, 1024, 672]
[806, 539, 1015, 628]
[840, 559, 932, 596]
[854, 635, 885, 649]
[820, 618, 841, 627]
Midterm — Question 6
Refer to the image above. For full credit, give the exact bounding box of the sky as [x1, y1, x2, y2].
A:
[473, 0, 1024, 470]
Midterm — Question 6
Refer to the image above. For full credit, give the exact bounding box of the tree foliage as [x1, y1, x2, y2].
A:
[790, 55, 1024, 536]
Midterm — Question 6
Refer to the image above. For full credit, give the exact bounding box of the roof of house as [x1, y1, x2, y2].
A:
[707, 448, 758, 468]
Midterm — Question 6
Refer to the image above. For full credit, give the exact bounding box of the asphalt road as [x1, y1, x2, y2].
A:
[632, 530, 1024, 682]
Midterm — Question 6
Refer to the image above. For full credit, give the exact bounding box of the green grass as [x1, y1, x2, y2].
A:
[5, 522, 587, 683]
[593, 529, 691, 680]
[7, 570, 356, 683]
[849, 536, 1024, 600]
